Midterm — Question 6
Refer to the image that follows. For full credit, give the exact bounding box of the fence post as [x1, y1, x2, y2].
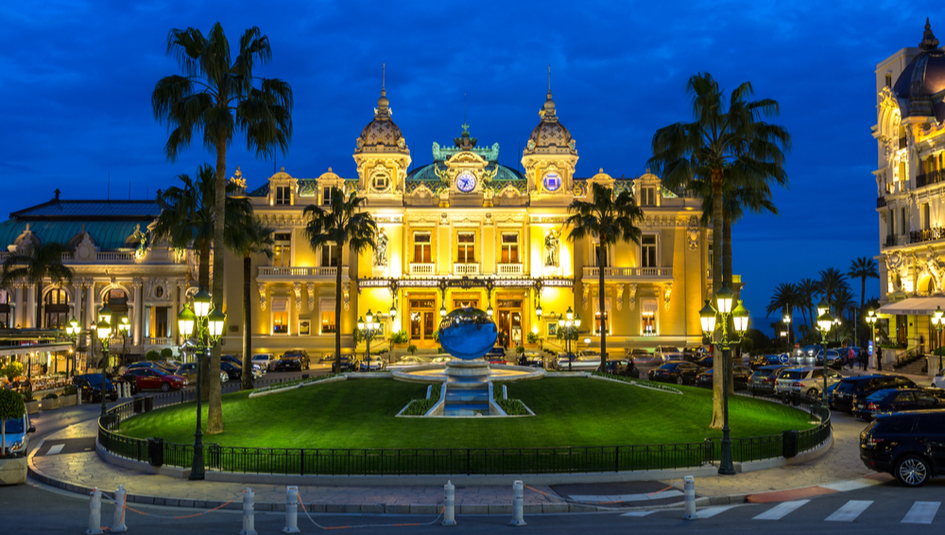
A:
[443, 480, 456, 526]
[86, 488, 103, 535]
[283, 486, 300, 534]
[682, 476, 697, 520]
[111, 484, 128, 532]
[240, 488, 257, 535]
[509, 480, 526, 526]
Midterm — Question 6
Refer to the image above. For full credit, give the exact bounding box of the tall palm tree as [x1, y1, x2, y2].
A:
[766, 282, 800, 320]
[151, 165, 253, 399]
[153, 22, 292, 435]
[647, 72, 790, 429]
[816, 267, 851, 310]
[797, 277, 820, 329]
[230, 217, 274, 390]
[1, 242, 74, 329]
[565, 182, 644, 372]
[304, 187, 377, 373]
[848, 257, 879, 311]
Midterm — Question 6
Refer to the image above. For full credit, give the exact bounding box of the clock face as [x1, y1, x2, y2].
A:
[456, 171, 477, 192]
[543, 172, 561, 192]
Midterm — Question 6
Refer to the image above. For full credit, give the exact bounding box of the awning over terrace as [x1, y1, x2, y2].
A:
[876, 296, 945, 316]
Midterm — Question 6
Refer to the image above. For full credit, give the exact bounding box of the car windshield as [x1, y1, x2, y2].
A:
[836, 379, 859, 392]
[2, 418, 24, 434]
[781, 371, 804, 379]
[753, 369, 775, 378]
[866, 390, 896, 401]
[252, 355, 268, 361]
[659, 363, 678, 370]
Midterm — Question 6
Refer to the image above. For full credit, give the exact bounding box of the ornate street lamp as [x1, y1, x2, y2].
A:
[699, 285, 750, 476]
[557, 308, 580, 372]
[932, 306, 944, 372]
[865, 308, 878, 369]
[65, 317, 80, 378]
[782, 311, 792, 350]
[95, 316, 111, 418]
[817, 305, 834, 417]
[357, 310, 380, 371]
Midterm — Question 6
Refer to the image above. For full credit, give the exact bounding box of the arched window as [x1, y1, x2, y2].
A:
[44, 289, 70, 329]
[0, 289, 11, 328]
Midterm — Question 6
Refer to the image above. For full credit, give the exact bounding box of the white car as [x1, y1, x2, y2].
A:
[934, 368, 945, 389]
[655, 346, 686, 362]
[251, 353, 278, 372]
[775, 366, 843, 398]
[1, 411, 34, 456]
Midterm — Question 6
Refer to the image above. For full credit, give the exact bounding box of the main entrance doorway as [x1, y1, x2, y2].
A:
[496, 298, 523, 349]
[408, 297, 437, 344]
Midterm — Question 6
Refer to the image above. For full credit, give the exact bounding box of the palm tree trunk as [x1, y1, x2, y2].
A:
[723, 214, 734, 396]
[334, 257, 343, 373]
[207, 140, 226, 435]
[241, 254, 253, 390]
[710, 170, 724, 430]
[598, 246, 606, 373]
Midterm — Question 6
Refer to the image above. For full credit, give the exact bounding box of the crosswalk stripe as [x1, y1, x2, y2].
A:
[825, 500, 873, 522]
[46, 444, 64, 455]
[620, 511, 658, 517]
[902, 501, 940, 524]
[696, 505, 740, 519]
[571, 490, 684, 503]
[753, 499, 810, 520]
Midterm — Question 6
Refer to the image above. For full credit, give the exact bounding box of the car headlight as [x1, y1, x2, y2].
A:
[10, 440, 24, 451]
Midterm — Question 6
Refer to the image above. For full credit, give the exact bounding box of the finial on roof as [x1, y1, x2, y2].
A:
[921, 17, 940, 49]
[599, 168, 603, 173]
[328, 167, 333, 173]
[376, 64, 390, 118]
[234, 166, 241, 179]
[280, 167, 285, 172]
[54, 188, 61, 201]
[548, 65, 552, 93]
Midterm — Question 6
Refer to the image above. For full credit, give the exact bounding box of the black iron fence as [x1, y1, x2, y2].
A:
[97, 396, 832, 476]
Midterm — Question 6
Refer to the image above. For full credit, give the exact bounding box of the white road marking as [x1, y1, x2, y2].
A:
[820, 479, 883, 492]
[45, 444, 64, 455]
[696, 505, 740, 519]
[569, 490, 683, 503]
[620, 510, 658, 517]
[753, 499, 810, 520]
[825, 500, 873, 522]
[902, 501, 940, 524]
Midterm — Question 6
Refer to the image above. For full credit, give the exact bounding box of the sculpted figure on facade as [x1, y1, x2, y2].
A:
[544, 230, 560, 267]
[924, 247, 945, 294]
[374, 230, 388, 267]
[886, 251, 905, 292]
[627, 283, 637, 311]
[663, 283, 673, 310]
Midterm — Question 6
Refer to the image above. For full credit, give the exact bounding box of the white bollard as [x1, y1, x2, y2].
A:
[683, 476, 697, 520]
[86, 488, 103, 535]
[443, 480, 456, 526]
[111, 484, 128, 532]
[282, 486, 300, 534]
[509, 480, 526, 527]
[240, 488, 257, 535]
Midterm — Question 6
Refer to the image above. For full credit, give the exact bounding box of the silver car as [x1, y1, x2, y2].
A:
[775, 366, 843, 398]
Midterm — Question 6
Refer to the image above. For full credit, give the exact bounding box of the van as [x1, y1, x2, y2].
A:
[1, 412, 35, 456]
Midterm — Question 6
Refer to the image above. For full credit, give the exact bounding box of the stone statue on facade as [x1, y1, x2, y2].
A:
[374, 230, 388, 267]
[544, 230, 559, 267]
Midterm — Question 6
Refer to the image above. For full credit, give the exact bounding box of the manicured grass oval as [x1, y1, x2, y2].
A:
[118, 378, 814, 449]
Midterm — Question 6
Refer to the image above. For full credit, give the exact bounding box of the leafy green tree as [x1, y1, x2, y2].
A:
[565, 182, 644, 373]
[0, 389, 26, 455]
[229, 217, 274, 389]
[1, 242, 74, 329]
[647, 72, 790, 429]
[304, 187, 377, 373]
[153, 22, 292, 435]
[145, 350, 160, 361]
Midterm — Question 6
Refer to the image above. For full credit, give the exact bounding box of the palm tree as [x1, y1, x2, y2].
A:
[766, 282, 800, 319]
[153, 22, 292, 435]
[848, 257, 879, 311]
[230, 217, 274, 390]
[816, 267, 851, 310]
[151, 165, 253, 399]
[565, 182, 645, 373]
[647, 72, 790, 429]
[797, 277, 820, 329]
[304, 187, 377, 373]
[1, 242, 74, 329]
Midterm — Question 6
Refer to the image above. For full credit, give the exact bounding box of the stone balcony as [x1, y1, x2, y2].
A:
[453, 263, 480, 276]
[409, 263, 435, 276]
[257, 266, 341, 281]
[496, 263, 524, 276]
[581, 266, 673, 281]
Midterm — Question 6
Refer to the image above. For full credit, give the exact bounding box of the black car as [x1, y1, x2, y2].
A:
[860, 410, 945, 486]
[648, 362, 702, 385]
[692, 355, 713, 369]
[220, 361, 242, 381]
[747, 365, 789, 395]
[605, 358, 640, 378]
[73, 374, 118, 403]
[852, 388, 942, 419]
[273, 351, 311, 371]
[831, 374, 917, 413]
[695, 366, 752, 389]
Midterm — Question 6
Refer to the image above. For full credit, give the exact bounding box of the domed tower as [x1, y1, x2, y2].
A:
[522, 81, 579, 204]
[353, 70, 411, 203]
[894, 18, 945, 121]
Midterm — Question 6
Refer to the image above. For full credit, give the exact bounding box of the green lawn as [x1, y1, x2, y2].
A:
[118, 378, 814, 449]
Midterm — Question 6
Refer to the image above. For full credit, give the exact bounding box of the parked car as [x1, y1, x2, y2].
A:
[73, 373, 119, 402]
[695, 366, 752, 389]
[934, 368, 945, 389]
[251, 353, 278, 372]
[174, 363, 231, 385]
[486, 347, 506, 359]
[749, 354, 787, 369]
[222, 355, 263, 378]
[831, 374, 918, 413]
[748, 365, 789, 395]
[626, 348, 657, 365]
[219, 361, 243, 382]
[126, 361, 178, 375]
[391, 356, 423, 367]
[655, 346, 686, 362]
[814, 349, 845, 369]
[853, 388, 942, 419]
[860, 409, 945, 486]
[692, 355, 713, 369]
[122, 368, 186, 392]
[359, 356, 387, 372]
[274, 351, 311, 371]
[605, 358, 639, 378]
[648, 361, 703, 385]
[0, 411, 34, 456]
[774, 366, 843, 398]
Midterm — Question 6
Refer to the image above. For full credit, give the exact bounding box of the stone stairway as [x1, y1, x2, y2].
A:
[893, 356, 928, 375]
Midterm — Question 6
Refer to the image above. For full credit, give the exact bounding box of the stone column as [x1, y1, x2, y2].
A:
[170, 281, 181, 342]
[26, 284, 36, 328]
[132, 281, 143, 346]
[13, 285, 23, 328]
[74, 280, 83, 326]
[86, 282, 96, 328]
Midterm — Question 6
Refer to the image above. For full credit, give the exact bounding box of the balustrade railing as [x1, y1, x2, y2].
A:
[258, 266, 339, 277]
[497, 263, 524, 275]
[916, 170, 944, 189]
[453, 263, 480, 276]
[582, 267, 673, 278]
[409, 263, 435, 275]
[909, 227, 945, 244]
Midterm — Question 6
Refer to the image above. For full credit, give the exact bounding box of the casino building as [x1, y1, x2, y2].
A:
[1, 84, 714, 360]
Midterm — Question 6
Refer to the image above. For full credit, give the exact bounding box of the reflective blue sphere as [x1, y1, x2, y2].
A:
[438, 307, 497, 360]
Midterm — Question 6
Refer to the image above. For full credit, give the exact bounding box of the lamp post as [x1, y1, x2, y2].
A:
[782, 311, 792, 351]
[65, 317, 80, 378]
[932, 306, 944, 372]
[95, 315, 111, 418]
[816, 298, 834, 417]
[357, 310, 380, 371]
[557, 307, 581, 372]
[866, 308, 878, 369]
[117, 315, 130, 369]
[699, 285, 750, 476]
[177, 288, 225, 481]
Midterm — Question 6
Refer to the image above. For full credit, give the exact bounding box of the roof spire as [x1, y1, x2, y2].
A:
[540, 67, 557, 121]
[375, 63, 390, 118]
[382, 62, 386, 92]
[921, 17, 940, 50]
[548, 64, 552, 94]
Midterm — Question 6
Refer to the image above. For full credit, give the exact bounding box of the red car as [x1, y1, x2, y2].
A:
[123, 368, 186, 392]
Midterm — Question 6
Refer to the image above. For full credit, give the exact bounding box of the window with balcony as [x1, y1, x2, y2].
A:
[275, 186, 291, 205]
[273, 232, 291, 267]
[889, 208, 895, 236]
[500, 233, 519, 263]
[642, 234, 658, 268]
[901, 207, 907, 235]
[923, 203, 931, 231]
[413, 232, 432, 263]
[321, 243, 339, 267]
[457, 232, 476, 263]
[272, 298, 289, 334]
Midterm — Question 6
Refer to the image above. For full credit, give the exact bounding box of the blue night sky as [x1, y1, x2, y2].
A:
[0, 1, 938, 335]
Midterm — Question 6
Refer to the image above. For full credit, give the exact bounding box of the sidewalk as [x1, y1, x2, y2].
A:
[27, 409, 878, 514]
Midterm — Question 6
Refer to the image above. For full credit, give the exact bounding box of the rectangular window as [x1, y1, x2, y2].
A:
[155, 307, 168, 337]
[273, 232, 291, 267]
[272, 298, 289, 334]
[642, 299, 658, 335]
[924, 203, 931, 231]
[594, 298, 612, 335]
[896, 314, 907, 346]
[322, 187, 334, 206]
[413, 232, 432, 263]
[901, 207, 907, 234]
[457, 232, 476, 263]
[642, 235, 657, 268]
[889, 209, 895, 236]
[885, 73, 892, 88]
[373, 174, 389, 190]
[500, 233, 519, 263]
[320, 310, 336, 334]
[640, 186, 656, 206]
[275, 186, 291, 205]
[321, 243, 339, 267]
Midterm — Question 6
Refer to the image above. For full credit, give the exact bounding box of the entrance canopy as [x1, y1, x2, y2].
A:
[0, 343, 73, 358]
[877, 296, 945, 316]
